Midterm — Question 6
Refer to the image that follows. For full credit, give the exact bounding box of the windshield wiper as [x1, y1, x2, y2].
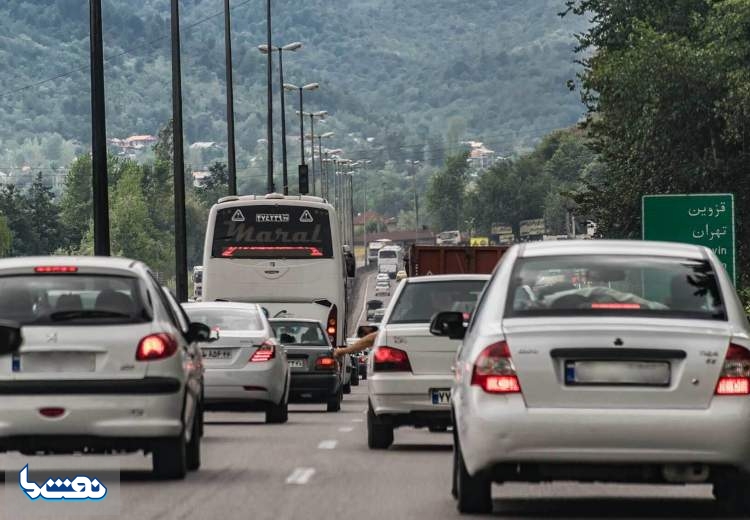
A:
[49, 310, 132, 322]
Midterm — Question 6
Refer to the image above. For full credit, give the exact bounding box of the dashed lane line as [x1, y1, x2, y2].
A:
[286, 467, 316, 485]
[317, 439, 338, 450]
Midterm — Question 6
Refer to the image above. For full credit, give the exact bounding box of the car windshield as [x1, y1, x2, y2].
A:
[506, 255, 726, 320]
[185, 307, 264, 331]
[388, 280, 487, 324]
[271, 321, 328, 346]
[0, 274, 150, 325]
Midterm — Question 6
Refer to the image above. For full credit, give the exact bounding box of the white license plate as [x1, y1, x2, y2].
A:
[20, 352, 95, 373]
[288, 359, 305, 369]
[566, 360, 670, 386]
[201, 348, 234, 360]
[431, 388, 451, 405]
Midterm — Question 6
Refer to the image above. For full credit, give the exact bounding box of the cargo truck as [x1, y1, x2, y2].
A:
[406, 245, 508, 277]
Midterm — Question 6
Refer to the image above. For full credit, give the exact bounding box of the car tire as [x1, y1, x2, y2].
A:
[152, 436, 188, 480]
[343, 381, 352, 394]
[351, 368, 359, 386]
[327, 388, 342, 412]
[455, 442, 492, 514]
[714, 475, 750, 514]
[367, 403, 393, 450]
[266, 398, 289, 424]
[186, 402, 202, 471]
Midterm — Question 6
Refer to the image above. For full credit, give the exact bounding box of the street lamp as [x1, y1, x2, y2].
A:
[406, 159, 421, 245]
[259, 42, 302, 195]
[297, 110, 327, 195]
[284, 82, 319, 168]
[317, 132, 334, 198]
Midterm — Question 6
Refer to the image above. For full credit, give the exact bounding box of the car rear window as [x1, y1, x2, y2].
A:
[0, 274, 150, 325]
[185, 307, 264, 331]
[388, 280, 487, 324]
[506, 255, 726, 320]
[271, 321, 328, 346]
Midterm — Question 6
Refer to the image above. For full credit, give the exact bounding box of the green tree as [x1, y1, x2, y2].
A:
[195, 162, 229, 208]
[426, 152, 470, 231]
[26, 172, 62, 254]
[0, 184, 33, 256]
[0, 216, 11, 257]
[59, 154, 92, 251]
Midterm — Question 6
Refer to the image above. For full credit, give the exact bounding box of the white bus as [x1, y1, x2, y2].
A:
[377, 245, 403, 279]
[202, 193, 354, 347]
[192, 265, 204, 301]
[366, 239, 391, 266]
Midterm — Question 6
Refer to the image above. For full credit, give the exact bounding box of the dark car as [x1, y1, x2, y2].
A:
[270, 318, 344, 412]
[366, 299, 384, 321]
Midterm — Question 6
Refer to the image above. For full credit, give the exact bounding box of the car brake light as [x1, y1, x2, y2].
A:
[373, 346, 411, 372]
[471, 341, 521, 394]
[315, 356, 337, 371]
[136, 333, 179, 361]
[34, 266, 78, 273]
[250, 340, 276, 362]
[327, 305, 338, 345]
[715, 343, 750, 395]
[39, 407, 66, 418]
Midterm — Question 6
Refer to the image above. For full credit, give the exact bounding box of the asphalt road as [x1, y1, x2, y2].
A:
[0, 272, 739, 520]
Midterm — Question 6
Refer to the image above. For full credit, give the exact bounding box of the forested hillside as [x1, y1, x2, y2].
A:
[0, 0, 585, 176]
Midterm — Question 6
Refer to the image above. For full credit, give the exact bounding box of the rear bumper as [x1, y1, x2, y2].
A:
[289, 373, 339, 401]
[0, 391, 185, 446]
[204, 362, 285, 405]
[369, 373, 453, 426]
[458, 388, 750, 477]
[0, 377, 181, 395]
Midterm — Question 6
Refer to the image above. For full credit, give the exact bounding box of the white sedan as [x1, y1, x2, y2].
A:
[0, 256, 211, 479]
[439, 240, 750, 514]
[367, 274, 489, 449]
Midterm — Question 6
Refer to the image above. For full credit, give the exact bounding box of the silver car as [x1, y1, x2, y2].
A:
[0, 257, 209, 479]
[367, 275, 489, 449]
[438, 240, 750, 514]
[183, 302, 290, 424]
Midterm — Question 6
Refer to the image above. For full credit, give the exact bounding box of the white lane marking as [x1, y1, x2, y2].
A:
[317, 439, 338, 450]
[338, 427, 354, 433]
[356, 274, 374, 326]
[286, 467, 316, 485]
[352, 418, 364, 423]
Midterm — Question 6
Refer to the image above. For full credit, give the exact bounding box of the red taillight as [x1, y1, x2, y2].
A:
[715, 343, 750, 395]
[39, 407, 66, 418]
[373, 346, 411, 372]
[315, 356, 337, 371]
[471, 341, 521, 394]
[250, 340, 276, 362]
[34, 266, 78, 273]
[221, 246, 324, 257]
[136, 333, 178, 361]
[327, 305, 338, 345]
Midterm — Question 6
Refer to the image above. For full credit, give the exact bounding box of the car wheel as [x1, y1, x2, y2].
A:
[351, 368, 359, 386]
[714, 475, 750, 514]
[343, 381, 352, 394]
[456, 441, 492, 514]
[152, 435, 188, 480]
[326, 388, 342, 412]
[186, 402, 202, 471]
[367, 403, 393, 450]
[266, 398, 289, 424]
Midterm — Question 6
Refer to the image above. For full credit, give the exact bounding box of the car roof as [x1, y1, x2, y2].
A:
[405, 274, 491, 283]
[0, 255, 145, 273]
[183, 302, 260, 311]
[518, 239, 708, 259]
[268, 318, 324, 325]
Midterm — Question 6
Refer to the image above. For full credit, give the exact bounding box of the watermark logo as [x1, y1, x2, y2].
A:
[19, 464, 107, 501]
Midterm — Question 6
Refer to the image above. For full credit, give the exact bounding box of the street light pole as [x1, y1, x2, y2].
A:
[264, 0, 274, 193]
[90, 0, 109, 256]
[171, 0, 188, 301]
[224, 0, 237, 195]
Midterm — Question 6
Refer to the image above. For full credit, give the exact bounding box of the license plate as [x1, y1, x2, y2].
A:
[431, 388, 451, 405]
[565, 360, 670, 386]
[201, 348, 234, 360]
[20, 352, 95, 373]
[288, 359, 305, 369]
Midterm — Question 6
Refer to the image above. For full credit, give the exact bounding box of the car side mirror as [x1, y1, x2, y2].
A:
[430, 311, 467, 340]
[0, 320, 22, 355]
[187, 322, 213, 343]
[357, 325, 378, 338]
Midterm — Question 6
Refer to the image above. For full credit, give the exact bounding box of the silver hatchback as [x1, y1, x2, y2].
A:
[438, 240, 750, 514]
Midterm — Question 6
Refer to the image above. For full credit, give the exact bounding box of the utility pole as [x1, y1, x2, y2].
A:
[224, 0, 237, 195]
[278, 48, 288, 194]
[90, 0, 110, 256]
[171, 0, 188, 302]
[265, 0, 274, 193]
[309, 114, 316, 195]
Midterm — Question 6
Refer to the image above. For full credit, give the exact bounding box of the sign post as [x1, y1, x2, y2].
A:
[642, 194, 735, 283]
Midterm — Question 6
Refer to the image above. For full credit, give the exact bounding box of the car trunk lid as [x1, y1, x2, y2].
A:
[384, 323, 459, 375]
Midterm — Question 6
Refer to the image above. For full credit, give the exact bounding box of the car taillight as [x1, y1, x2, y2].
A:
[327, 305, 338, 345]
[34, 266, 78, 273]
[136, 333, 179, 361]
[715, 343, 750, 395]
[315, 356, 337, 371]
[250, 340, 276, 362]
[471, 341, 521, 394]
[373, 346, 411, 372]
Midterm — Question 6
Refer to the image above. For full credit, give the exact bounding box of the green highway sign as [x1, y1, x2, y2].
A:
[642, 194, 735, 283]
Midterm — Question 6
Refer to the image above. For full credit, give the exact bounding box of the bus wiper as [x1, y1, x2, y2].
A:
[50, 310, 132, 322]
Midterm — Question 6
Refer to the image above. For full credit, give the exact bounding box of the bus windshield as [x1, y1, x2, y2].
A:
[379, 250, 397, 259]
[211, 205, 334, 259]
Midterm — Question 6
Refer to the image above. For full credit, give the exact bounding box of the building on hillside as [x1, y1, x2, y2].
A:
[463, 141, 496, 170]
[192, 170, 211, 188]
[353, 211, 388, 237]
[124, 135, 157, 150]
